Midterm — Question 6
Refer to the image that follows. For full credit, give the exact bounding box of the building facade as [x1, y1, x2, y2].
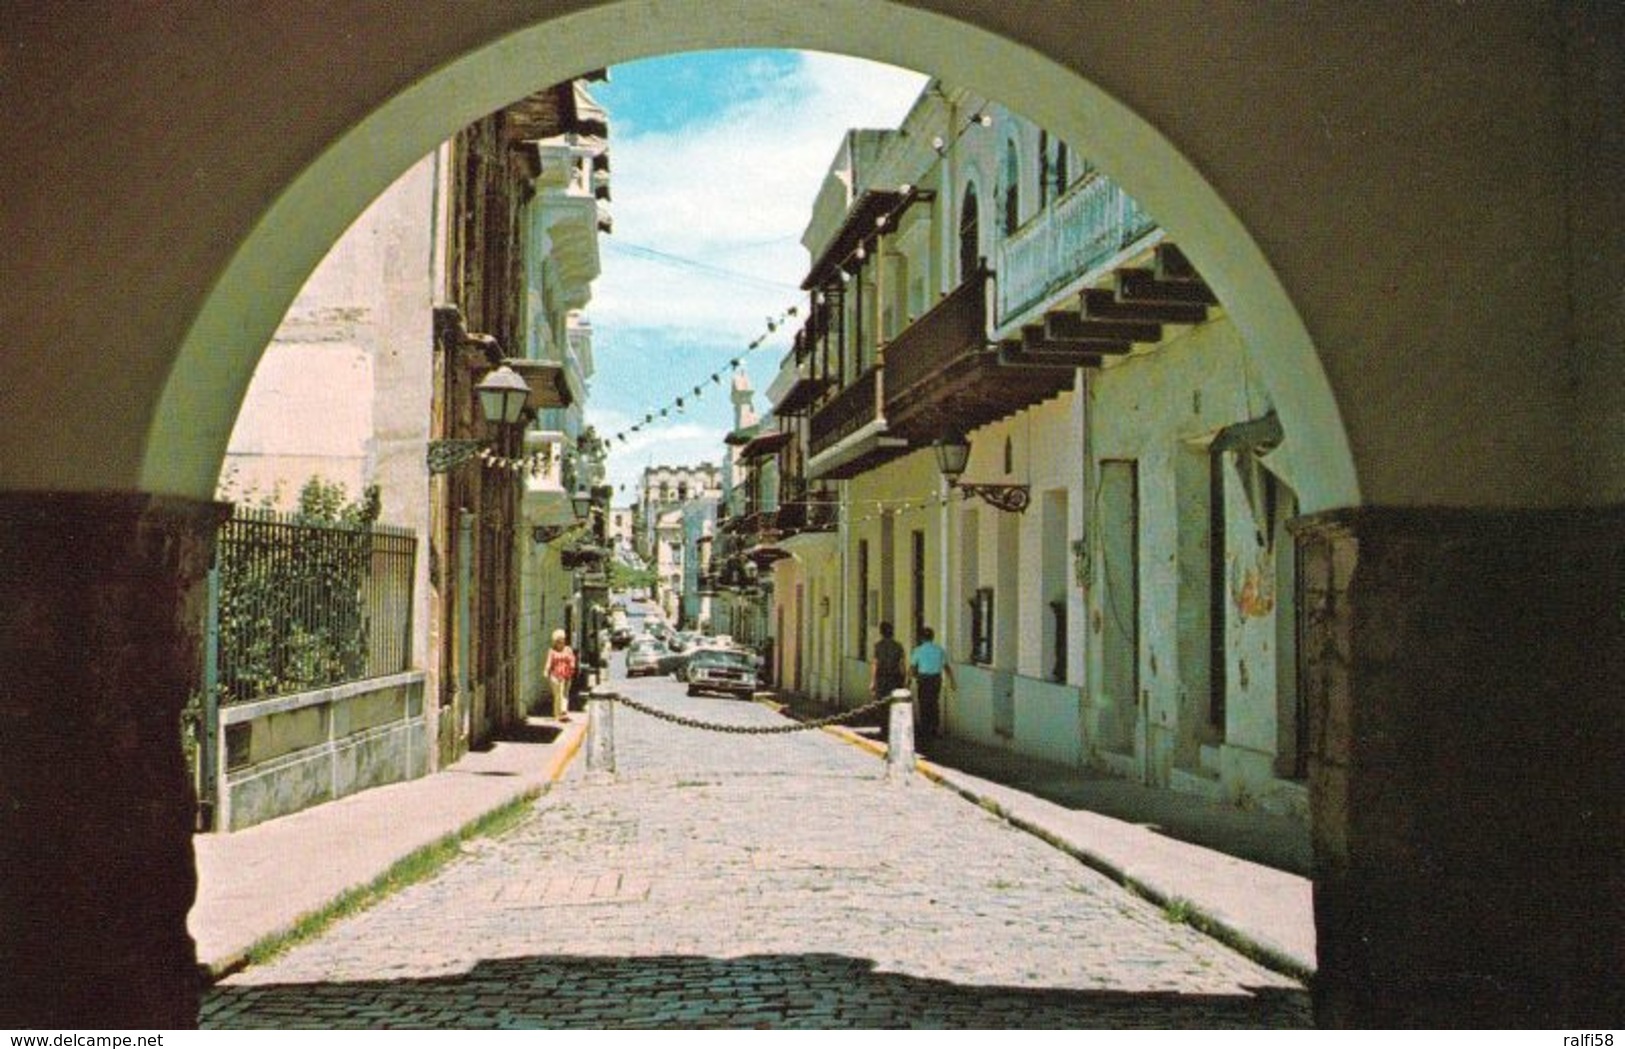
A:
[432, 76, 611, 762]
[768, 81, 1310, 818]
[211, 155, 440, 825]
[636, 462, 721, 621]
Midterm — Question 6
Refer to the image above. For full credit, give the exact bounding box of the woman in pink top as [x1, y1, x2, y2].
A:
[545, 629, 576, 722]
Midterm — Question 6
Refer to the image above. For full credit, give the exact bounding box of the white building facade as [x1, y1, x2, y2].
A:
[768, 81, 1311, 819]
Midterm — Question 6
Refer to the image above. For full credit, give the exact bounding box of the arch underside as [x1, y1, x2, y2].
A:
[140, 0, 1359, 512]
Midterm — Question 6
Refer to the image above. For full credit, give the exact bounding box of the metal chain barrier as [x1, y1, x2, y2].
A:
[603, 691, 895, 735]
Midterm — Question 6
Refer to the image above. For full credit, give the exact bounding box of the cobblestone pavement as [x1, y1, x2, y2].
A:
[203, 675, 1310, 1028]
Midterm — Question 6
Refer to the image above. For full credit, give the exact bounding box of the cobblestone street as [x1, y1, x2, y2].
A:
[203, 677, 1309, 1028]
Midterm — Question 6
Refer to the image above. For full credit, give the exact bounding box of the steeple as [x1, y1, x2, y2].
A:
[730, 368, 757, 433]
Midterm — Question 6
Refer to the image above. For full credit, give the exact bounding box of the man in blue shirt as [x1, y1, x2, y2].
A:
[908, 626, 956, 739]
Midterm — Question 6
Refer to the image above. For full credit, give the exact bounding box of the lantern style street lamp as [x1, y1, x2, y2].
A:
[427, 363, 534, 473]
[933, 427, 1030, 513]
[476, 364, 530, 427]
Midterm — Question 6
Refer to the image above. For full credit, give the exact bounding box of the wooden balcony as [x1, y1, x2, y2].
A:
[999, 243, 1216, 368]
[809, 366, 878, 454]
[768, 331, 835, 416]
[806, 366, 908, 479]
[884, 271, 1078, 443]
[774, 496, 837, 538]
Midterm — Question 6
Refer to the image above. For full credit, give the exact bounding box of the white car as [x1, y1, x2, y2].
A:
[684, 648, 760, 699]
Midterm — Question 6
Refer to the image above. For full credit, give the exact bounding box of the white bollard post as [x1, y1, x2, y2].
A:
[887, 687, 915, 783]
[586, 686, 616, 779]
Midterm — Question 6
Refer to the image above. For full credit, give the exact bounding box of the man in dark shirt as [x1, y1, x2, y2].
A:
[871, 620, 906, 702]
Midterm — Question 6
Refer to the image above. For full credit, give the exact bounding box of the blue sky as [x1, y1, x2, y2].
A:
[583, 51, 927, 500]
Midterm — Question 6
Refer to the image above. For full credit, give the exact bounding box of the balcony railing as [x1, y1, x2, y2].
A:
[996, 173, 1158, 326]
[809, 365, 881, 458]
[521, 430, 567, 494]
[769, 332, 834, 415]
[775, 497, 838, 537]
[882, 270, 989, 405]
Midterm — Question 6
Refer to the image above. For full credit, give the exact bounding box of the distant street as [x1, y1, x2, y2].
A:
[203, 655, 1309, 1028]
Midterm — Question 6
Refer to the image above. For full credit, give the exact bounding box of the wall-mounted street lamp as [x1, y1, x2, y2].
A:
[427, 364, 533, 473]
[478, 365, 531, 427]
[933, 427, 1030, 513]
[532, 524, 571, 544]
[532, 487, 597, 546]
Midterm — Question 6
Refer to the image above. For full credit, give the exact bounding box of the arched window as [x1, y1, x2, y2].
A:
[958, 184, 981, 283]
[1002, 141, 1020, 234]
[1037, 130, 1050, 208]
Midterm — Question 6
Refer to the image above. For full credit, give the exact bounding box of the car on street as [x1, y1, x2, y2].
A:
[655, 638, 691, 678]
[624, 638, 664, 677]
[684, 648, 761, 698]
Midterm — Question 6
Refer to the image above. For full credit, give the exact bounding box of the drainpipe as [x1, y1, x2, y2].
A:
[202, 561, 221, 831]
[837, 479, 849, 707]
[1076, 367, 1093, 765]
[457, 508, 474, 746]
[941, 93, 956, 297]
[939, 459, 954, 737]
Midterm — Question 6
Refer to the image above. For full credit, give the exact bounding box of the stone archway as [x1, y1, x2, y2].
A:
[2, 0, 1619, 1030]
[143, 1, 1355, 511]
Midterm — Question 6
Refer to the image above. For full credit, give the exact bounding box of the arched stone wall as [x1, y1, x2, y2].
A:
[3, 0, 1369, 511]
[6, 3, 1616, 508]
[1, 0, 1619, 1029]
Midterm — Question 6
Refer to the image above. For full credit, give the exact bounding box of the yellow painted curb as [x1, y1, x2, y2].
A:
[547, 718, 590, 781]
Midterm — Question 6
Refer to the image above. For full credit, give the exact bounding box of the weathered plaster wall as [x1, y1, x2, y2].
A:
[843, 452, 944, 650]
[517, 542, 571, 714]
[1085, 316, 1306, 807]
[1568, 6, 1625, 500]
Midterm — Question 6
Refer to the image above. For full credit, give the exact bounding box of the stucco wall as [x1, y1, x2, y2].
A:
[220, 154, 437, 673]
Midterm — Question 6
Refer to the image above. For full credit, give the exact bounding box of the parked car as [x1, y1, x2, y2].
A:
[655, 640, 691, 678]
[625, 638, 664, 677]
[684, 648, 761, 698]
[610, 624, 635, 649]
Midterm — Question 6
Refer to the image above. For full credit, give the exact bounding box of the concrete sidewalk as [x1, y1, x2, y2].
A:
[190, 716, 588, 977]
[189, 699, 1314, 985]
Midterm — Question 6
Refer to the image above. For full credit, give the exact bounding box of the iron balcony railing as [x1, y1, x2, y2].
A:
[996, 172, 1158, 326]
[210, 508, 417, 706]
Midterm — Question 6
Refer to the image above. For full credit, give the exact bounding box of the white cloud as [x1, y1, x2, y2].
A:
[588, 52, 928, 501]
[592, 53, 928, 338]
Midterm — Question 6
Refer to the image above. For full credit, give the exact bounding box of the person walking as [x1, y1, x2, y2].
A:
[870, 621, 906, 700]
[870, 621, 906, 740]
[545, 629, 577, 722]
[909, 626, 955, 740]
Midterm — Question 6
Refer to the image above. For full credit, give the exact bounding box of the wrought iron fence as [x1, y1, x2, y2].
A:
[211, 508, 417, 705]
